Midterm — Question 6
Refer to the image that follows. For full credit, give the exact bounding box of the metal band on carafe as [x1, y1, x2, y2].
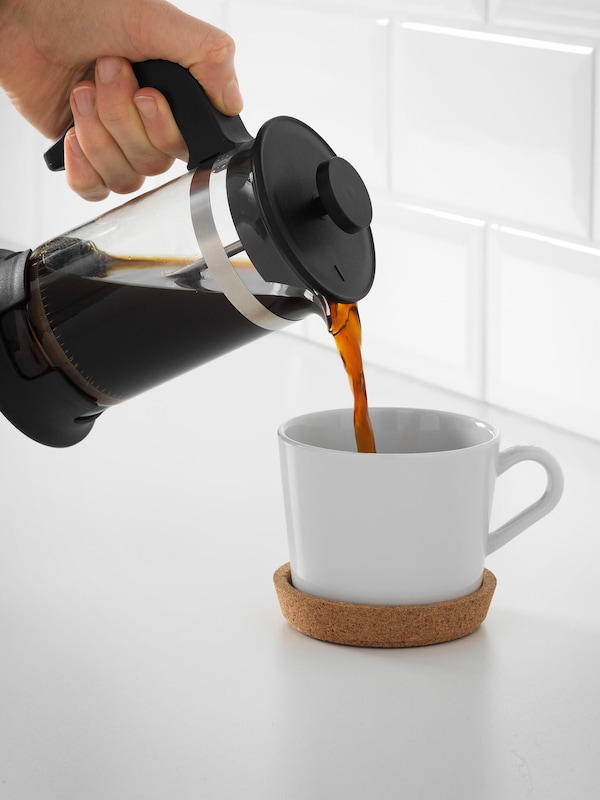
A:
[190, 155, 289, 332]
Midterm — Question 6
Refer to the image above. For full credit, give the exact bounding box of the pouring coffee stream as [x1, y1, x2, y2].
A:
[330, 302, 376, 453]
[0, 60, 375, 447]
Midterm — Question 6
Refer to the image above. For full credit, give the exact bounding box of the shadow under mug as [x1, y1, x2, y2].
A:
[278, 408, 564, 605]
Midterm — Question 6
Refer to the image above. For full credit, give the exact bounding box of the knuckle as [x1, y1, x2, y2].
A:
[112, 175, 145, 195]
[128, 145, 175, 177]
[98, 105, 131, 128]
[205, 30, 236, 64]
[141, 156, 175, 177]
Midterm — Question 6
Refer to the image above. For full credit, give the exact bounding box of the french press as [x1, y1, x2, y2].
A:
[0, 61, 375, 447]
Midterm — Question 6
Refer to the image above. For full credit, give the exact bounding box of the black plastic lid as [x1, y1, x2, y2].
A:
[250, 117, 375, 304]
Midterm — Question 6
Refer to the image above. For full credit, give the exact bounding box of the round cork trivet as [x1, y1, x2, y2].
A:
[273, 563, 496, 648]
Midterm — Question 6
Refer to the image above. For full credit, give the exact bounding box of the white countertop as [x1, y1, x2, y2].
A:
[0, 332, 598, 799]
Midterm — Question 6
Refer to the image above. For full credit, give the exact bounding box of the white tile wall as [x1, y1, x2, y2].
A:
[311, 0, 486, 21]
[490, 0, 600, 37]
[391, 22, 594, 238]
[1, 0, 600, 440]
[358, 200, 486, 398]
[486, 226, 600, 440]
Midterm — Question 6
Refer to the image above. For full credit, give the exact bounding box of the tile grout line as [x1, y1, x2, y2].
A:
[480, 223, 490, 404]
[385, 16, 394, 195]
[589, 46, 597, 241]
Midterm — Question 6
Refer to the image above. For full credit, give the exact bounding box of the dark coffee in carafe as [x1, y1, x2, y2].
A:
[25, 239, 317, 406]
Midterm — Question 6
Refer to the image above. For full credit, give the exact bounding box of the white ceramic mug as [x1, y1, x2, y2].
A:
[278, 408, 564, 605]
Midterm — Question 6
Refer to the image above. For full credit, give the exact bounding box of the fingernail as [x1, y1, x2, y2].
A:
[134, 95, 158, 120]
[66, 129, 84, 158]
[97, 56, 121, 85]
[222, 79, 243, 114]
[72, 85, 95, 117]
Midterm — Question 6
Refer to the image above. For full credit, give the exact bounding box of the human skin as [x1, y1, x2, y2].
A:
[0, 0, 243, 199]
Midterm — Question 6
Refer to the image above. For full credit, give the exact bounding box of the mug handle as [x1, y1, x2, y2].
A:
[487, 445, 564, 555]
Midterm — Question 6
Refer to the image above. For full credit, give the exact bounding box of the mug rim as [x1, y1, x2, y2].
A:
[278, 406, 500, 456]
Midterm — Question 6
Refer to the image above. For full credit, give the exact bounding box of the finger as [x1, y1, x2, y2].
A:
[133, 88, 188, 164]
[63, 129, 110, 202]
[94, 57, 175, 177]
[70, 80, 145, 195]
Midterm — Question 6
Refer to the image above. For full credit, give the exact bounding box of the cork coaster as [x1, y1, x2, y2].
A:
[273, 563, 496, 648]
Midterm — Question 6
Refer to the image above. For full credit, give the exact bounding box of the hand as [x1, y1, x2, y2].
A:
[0, 0, 243, 200]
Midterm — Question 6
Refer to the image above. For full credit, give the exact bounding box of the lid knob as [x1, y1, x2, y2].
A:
[315, 157, 373, 234]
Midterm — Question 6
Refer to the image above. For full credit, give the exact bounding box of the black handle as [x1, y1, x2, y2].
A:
[44, 59, 252, 172]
